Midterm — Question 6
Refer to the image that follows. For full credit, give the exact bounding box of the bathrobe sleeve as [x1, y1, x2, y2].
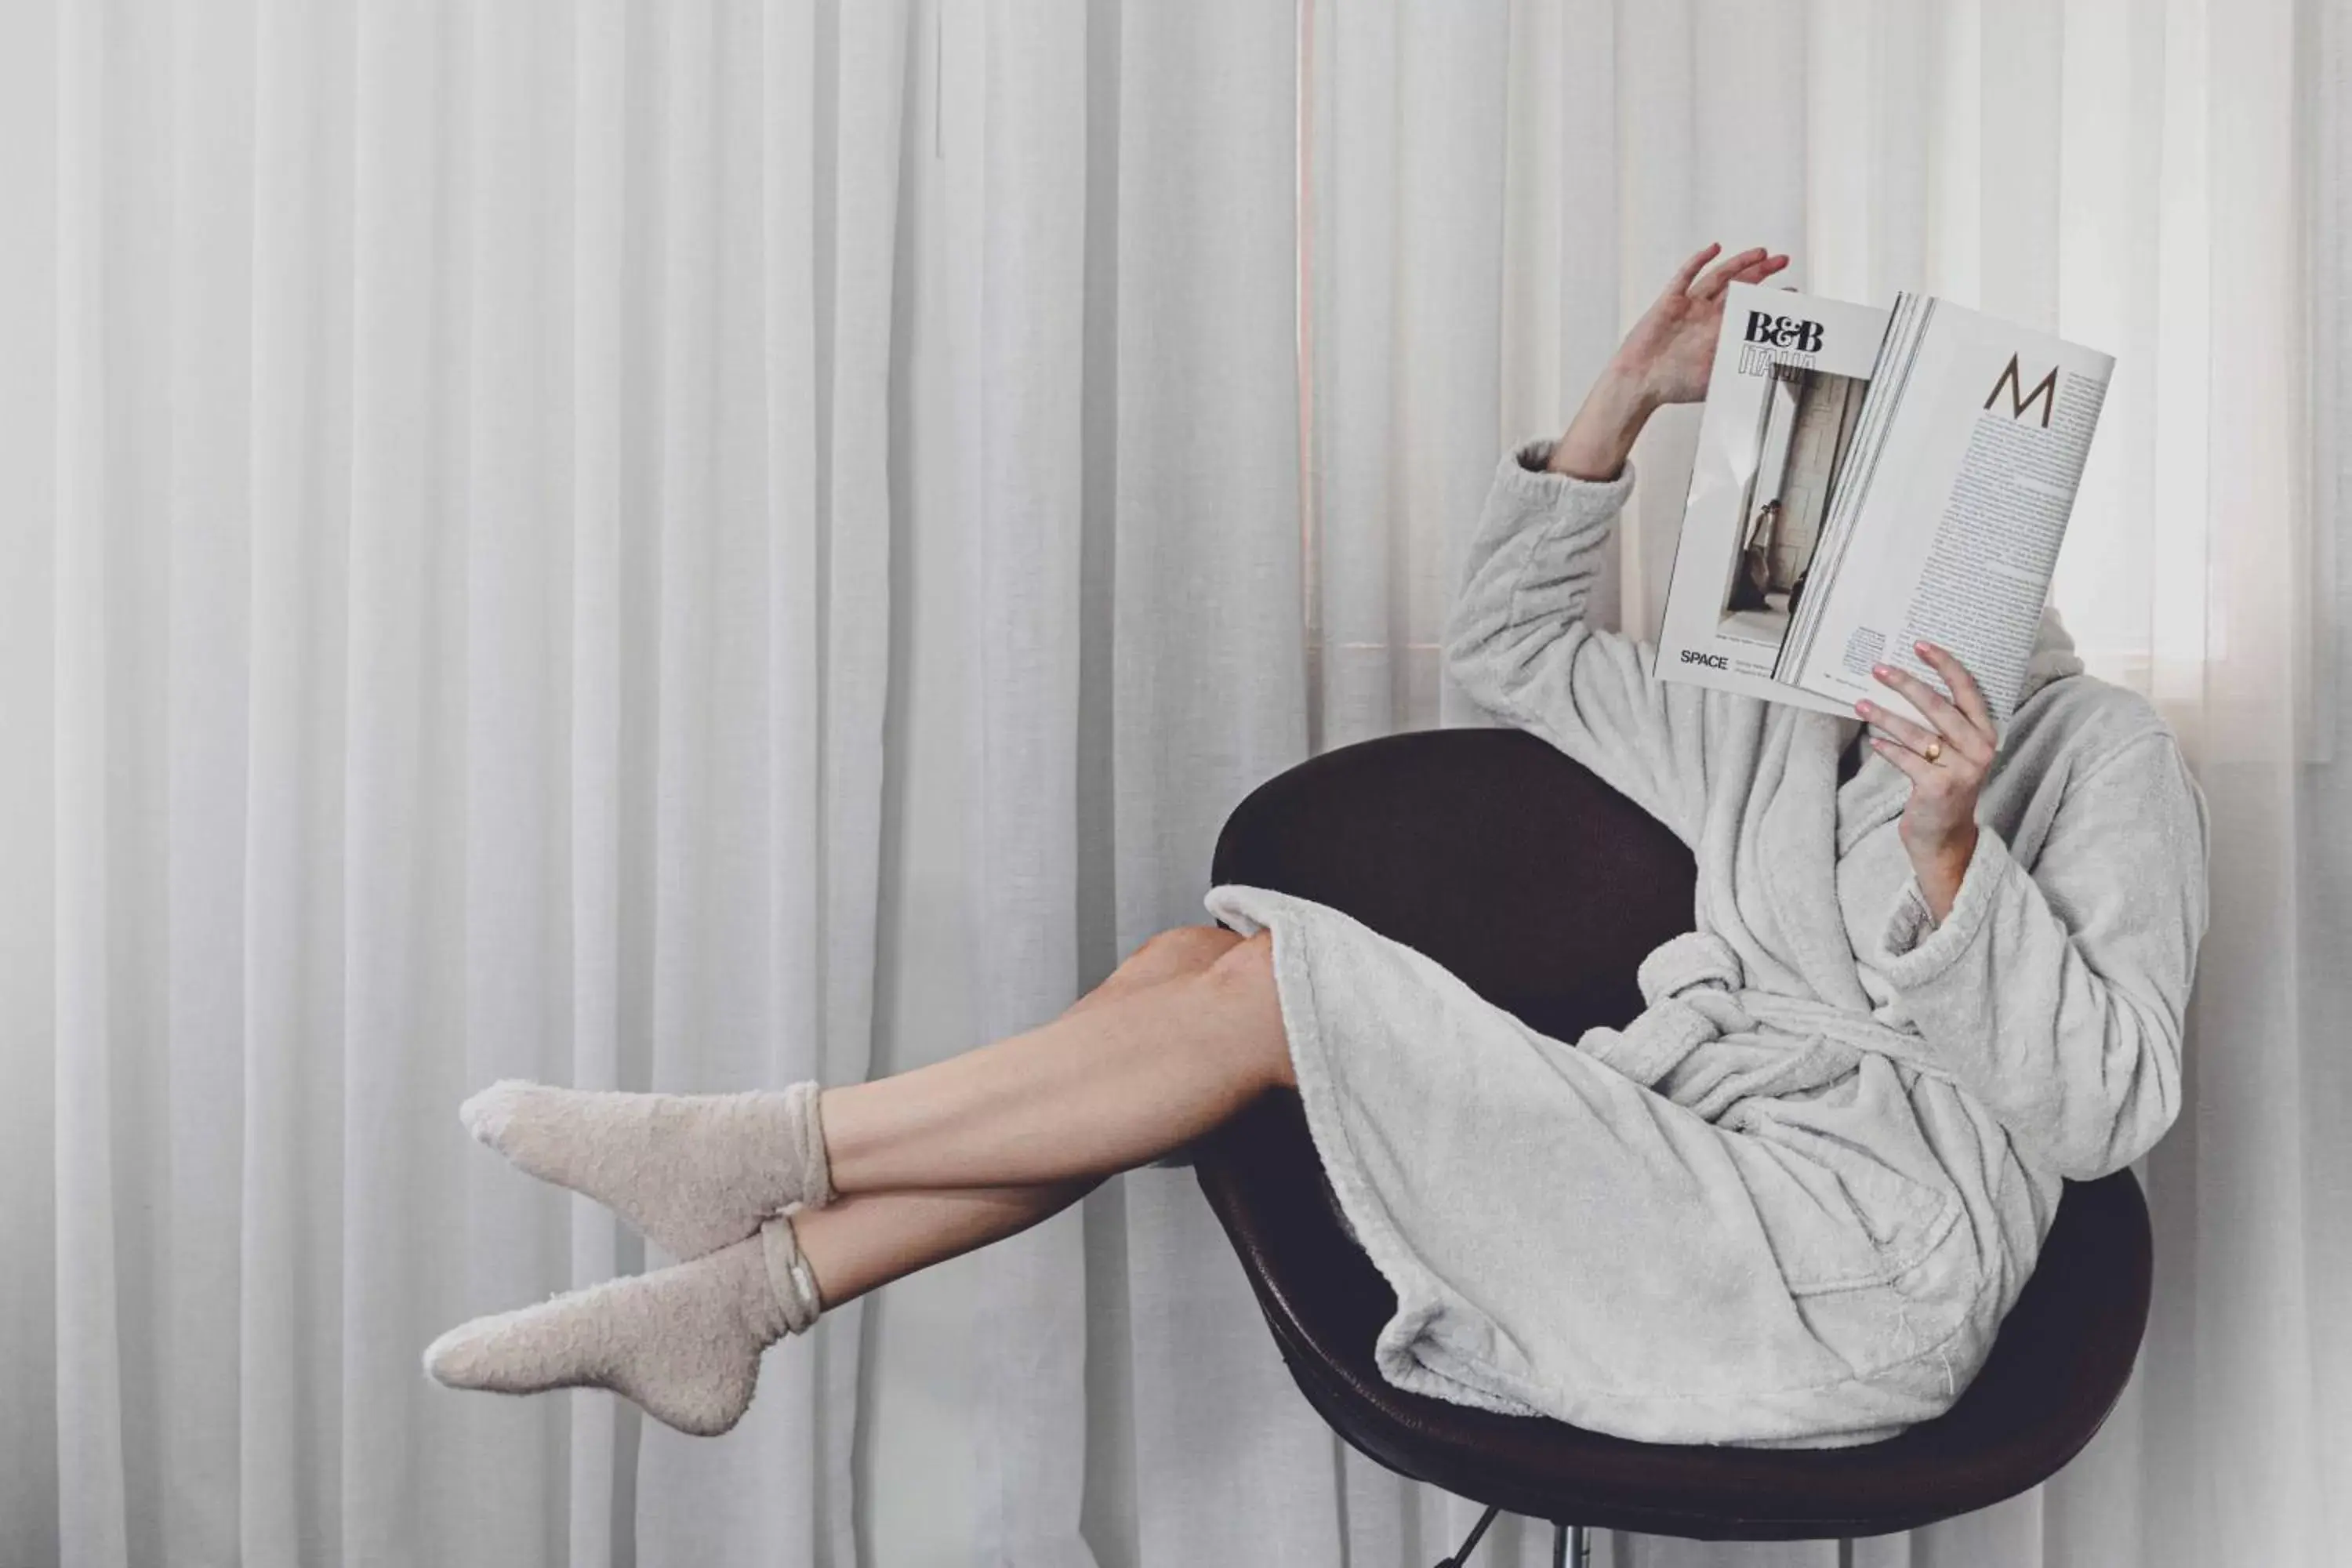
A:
[1872, 729, 2212, 1181]
[1442, 437, 1714, 843]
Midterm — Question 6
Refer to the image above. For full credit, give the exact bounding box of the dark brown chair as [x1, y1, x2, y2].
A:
[1196, 727, 2153, 1565]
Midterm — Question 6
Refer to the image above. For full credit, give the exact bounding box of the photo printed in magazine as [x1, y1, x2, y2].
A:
[1656, 281, 1893, 713]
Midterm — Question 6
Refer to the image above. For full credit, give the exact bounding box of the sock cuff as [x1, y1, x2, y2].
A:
[760, 1214, 825, 1336]
[787, 1080, 835, 1208]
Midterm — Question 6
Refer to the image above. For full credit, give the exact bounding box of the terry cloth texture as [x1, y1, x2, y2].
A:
[1202, 437, 2211, 1449]
[422, 1218, 821, 1439]
[460, 1078, 833, 1261]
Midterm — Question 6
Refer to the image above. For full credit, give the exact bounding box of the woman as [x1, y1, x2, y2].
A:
[1728, 497, 1781, 612]
[426, 243, 2212, 1450]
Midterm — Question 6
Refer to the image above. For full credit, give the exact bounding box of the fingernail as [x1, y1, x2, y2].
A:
[1854, 699, 1871, 715]
[1871, 663, 1889, 677]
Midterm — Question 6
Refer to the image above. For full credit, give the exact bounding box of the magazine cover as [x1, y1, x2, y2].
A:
[1654, 281, 1893, 713]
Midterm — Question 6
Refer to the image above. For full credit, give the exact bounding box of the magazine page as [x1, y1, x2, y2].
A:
[1654, 281, 1892, 714]
[1772, 292, 1931, 685]
[1784, 297, 2114, 728]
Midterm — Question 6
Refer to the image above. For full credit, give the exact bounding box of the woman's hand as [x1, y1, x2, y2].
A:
[1613, 241, 1793, 406]
[1855, 641, 1998, 924]
[1546, 241, 1793, 481]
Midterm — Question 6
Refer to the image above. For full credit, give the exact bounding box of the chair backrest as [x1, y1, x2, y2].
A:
[1211, 724, 1695, 1044]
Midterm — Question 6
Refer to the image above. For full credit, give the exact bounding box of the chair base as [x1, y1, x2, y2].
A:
[1436, 1508, 1588, 1568]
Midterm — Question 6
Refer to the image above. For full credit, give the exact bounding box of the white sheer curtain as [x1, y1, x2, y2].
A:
[4, 1, 906, 1562]
[3, 2, 2343, 1567]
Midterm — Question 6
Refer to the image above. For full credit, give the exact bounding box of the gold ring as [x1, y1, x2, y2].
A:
[1922, 738, 1944, 763]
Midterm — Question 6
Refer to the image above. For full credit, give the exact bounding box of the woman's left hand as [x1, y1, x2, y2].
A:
[1854, 641, 1997, 925]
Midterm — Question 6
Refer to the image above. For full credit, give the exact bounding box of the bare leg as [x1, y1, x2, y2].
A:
[793, 923, 1269, 1308]
[817, 924, 1287, 1198]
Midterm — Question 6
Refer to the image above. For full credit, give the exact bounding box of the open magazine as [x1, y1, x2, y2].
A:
[1655, 281, 2114, 729]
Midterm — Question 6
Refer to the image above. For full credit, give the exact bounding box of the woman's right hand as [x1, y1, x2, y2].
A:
[1545, 241, 1791, 481]
[1610, 241, 1792, 407]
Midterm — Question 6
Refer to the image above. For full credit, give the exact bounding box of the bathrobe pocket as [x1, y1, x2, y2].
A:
[1725, 1108, 1965, 1299]
[1722, 1096, 1987, 1387]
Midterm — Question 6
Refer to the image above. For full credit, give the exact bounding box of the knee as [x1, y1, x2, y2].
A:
[1200, 931, 1288, 1085]
[1200, 927, 1273, 995]
[1123, 924, 1243, 979]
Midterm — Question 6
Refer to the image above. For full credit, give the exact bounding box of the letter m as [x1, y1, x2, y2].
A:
[1984, 352, 2059, 428]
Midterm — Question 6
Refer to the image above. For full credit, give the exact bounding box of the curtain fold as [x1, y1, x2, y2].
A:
[956, 0, 1099, 1562]
[4, 1, 2343, 1565]
[1102, 2, 1323, 1562]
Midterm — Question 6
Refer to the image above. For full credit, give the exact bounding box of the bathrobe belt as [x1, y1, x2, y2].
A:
[1573, 930, 1913, 1126]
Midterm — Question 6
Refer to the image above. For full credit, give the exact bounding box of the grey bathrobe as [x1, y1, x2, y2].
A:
[1202, 436, 2212, 1449]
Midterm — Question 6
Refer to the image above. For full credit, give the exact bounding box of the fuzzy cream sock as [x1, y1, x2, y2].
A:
[459, 1078, 833, 1261]
[423, 1214, 826, 1437]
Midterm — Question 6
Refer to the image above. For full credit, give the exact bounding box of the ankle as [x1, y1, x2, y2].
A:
[810, 1083, 878, 1196]
[786, 1080, 836, 1208]
[759, 1214, 826, 1334]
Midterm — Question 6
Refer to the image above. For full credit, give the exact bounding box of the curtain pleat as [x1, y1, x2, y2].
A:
[958, 2, 1094, 1565]
[562, 5, 629, 1558]
[51, 0, 129, 1563]
[238, 3, 348, 1563]
[0, 2, 62, 1559]
[7, 1, 2345, 1565]
[1102, 6, 1330, 1566]
[162, 0, 256, 1557]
